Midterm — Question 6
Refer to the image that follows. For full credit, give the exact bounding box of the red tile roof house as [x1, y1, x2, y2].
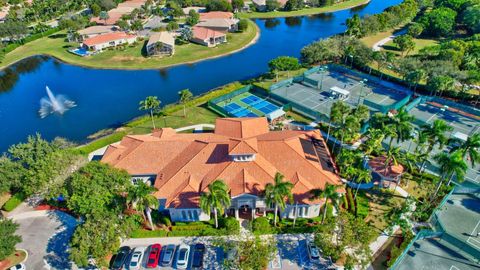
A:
[101, 118, 344, 222]
[191, 26, 227, 47]
[197, 11, 239, 32]
[82, 32, 137, 52]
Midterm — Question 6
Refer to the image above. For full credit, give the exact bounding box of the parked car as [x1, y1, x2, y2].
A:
[307, 241, 320, 261]
[111, 246, 131, 270]
[176, 244, 191, 269]
[161, 244, 176, 267]
[192, 243, 206, 269]
[128, 246, 146, 270]
[146, 244, 162, 268]
[9, 264, 25, 270]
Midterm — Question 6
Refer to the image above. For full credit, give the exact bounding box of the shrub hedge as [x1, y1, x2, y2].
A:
[2, 193, 26, 212]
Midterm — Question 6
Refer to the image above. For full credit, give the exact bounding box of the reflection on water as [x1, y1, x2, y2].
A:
[285, 16, 302, 27]
[308, 12, 335, 21]
[0, 56, 47, 92]
[350, 2, 370, 12]
[264, 18, 281, 29]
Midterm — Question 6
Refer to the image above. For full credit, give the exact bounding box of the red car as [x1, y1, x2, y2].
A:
[146, 244, 162, 268]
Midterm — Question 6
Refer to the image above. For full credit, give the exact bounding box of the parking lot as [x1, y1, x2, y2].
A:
[119, 234, 333, 270]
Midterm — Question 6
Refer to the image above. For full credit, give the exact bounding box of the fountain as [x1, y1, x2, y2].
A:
[39, 86, 76, 118]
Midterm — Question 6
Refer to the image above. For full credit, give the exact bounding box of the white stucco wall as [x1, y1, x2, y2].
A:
[168, 208, 210, 222]
[281, 203, 322, 219]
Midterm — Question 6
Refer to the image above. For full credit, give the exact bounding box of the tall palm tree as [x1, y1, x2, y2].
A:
[420, 119, 453, 172]
[389, 108, 415, 145]
[264, 172, 294, 227]
[139, 96, 161, 129]
[310, 183, 340, 224]
[199, 180, 231, 228]
[330, 101, 351, 153]
[450, 133, 480, 167]
[363, 128, 385, 156]
[384, 147, 402, 190]
[178, 89, 193, 118]
[432, 151, 468, 199]
[383, 124, 398, 151]
[353, 168, 372, 199]
[127, 182, 159, 230]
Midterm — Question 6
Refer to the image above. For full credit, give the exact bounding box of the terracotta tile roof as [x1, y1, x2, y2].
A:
[102, 117, 342, 207]
[192, 26, 226, 41]
[199, 11, 234, 20]
[82, 32, 136, 47]
[368, 156, 404, 179]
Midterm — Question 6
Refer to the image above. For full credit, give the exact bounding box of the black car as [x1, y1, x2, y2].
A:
[191, 243, 206, 269]
[111, 246, 131, 270]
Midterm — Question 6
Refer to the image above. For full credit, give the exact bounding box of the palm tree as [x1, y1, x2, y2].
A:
[330, 101, 351, 153]
[432, 151, 468, 199]
[199, 180, 231, 229]
[420, 119, 453, 172]
[450, 133, 480, 167]
[264, 172, 294, 227]
[353, 168, 372, 199]
[178, 89, 193, 117]
[384, 147, 402, 189]
[139, 96, 161, 129]
[310, 183, 340, 224]
[99, 10, 109, 25]
[363, 128, 385, 156]
[127, 182, 159, 230]
[389, 109, 415, 145]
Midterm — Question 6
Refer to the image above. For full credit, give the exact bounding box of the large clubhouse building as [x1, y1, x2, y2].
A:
[101, 118, 343, 222]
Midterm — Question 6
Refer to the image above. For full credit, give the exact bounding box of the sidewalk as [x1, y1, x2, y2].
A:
[372, 29, 407, 51]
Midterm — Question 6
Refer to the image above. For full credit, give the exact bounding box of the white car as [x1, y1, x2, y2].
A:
[176, 244, 191, 269]
[307, 242, 320, 261]
[128, 246, 146, 270]
[9, 264, 25, 270]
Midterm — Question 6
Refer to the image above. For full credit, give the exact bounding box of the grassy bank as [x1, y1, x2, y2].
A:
[75, 82, 244, 155]
[1, 20, 258, 70]
[239, 0, 370, 19]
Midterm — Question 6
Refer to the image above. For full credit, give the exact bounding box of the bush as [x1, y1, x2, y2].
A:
[171, 224, 210, 231]
[221, 217, 240, 234]
[356, 192, 369, 219]
[252, 217, 273, 234]
[2, 193, 26, 212]
[238, 19, 248, 32]
[130, 229, 168, 238]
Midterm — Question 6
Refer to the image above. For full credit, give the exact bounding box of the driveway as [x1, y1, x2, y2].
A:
[11, 210, 78, 269]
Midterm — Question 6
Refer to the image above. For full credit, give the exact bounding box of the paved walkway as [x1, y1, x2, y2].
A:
[372, 29, 407, 51]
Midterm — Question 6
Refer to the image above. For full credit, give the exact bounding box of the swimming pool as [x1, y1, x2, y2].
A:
[70, 48, 90, 57]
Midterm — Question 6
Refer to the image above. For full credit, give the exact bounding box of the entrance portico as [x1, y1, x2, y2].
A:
[229, 194, 267, 220]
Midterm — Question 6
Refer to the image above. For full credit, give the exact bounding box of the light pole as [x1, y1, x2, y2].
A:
[318, 66, 327, 91]
[357, 78, 368, 106]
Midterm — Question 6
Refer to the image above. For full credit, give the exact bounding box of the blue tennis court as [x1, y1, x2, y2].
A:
[241, 95, 262, 105]
[224, 103, 242, 113]
[252, 100, 279, 115]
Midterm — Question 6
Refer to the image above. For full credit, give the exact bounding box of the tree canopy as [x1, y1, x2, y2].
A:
[0, 218, 22, 261]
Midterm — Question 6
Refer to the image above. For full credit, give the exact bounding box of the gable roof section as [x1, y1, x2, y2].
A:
[83, 32, 136, 46]
[215, 118, 269, 138]
[192, 26, 226, 41]
[199, 11, 234, 20]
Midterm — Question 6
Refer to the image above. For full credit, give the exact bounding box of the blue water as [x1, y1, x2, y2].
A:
[0, 0, 402, 151]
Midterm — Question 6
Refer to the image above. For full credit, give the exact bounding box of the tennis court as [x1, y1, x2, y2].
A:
[270, 66, 411, 120]
[214, 91, 284, 119]
[393, 99, 480, 184]
[396, 190, 480, 270]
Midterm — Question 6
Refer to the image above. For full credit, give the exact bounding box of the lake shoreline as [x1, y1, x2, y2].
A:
[0, 0, 371, 71]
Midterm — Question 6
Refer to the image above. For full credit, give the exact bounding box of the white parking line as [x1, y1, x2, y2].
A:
[450, 265, 460, 270]
[466, 219, 480, 250]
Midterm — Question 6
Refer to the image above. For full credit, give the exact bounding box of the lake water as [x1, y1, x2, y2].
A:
[0, 0, 402, 151]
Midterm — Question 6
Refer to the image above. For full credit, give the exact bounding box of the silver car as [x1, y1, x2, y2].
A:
[128, 246, 146, 270]
[161, 244, 176, 267]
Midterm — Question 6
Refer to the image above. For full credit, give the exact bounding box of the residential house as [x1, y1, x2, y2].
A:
[196, 18, 239, 32]
[101, 117, 343, 222]
[90, 0, 147, 25]
[191, 26, 227, 47]
[252, 0, 288, 11]
[77, 25, 118, 41]
[82, 32, 137, 52]
[146, 32, 175, 56]
[199, 11, 235, 20]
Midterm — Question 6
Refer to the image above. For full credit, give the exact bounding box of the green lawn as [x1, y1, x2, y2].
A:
[1, 20, 258, 70]
[382, 37, 439, 56]
[239, 0, 370, 19]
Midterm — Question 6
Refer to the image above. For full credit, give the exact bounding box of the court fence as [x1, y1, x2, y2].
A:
[390, 229, 443, 269]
